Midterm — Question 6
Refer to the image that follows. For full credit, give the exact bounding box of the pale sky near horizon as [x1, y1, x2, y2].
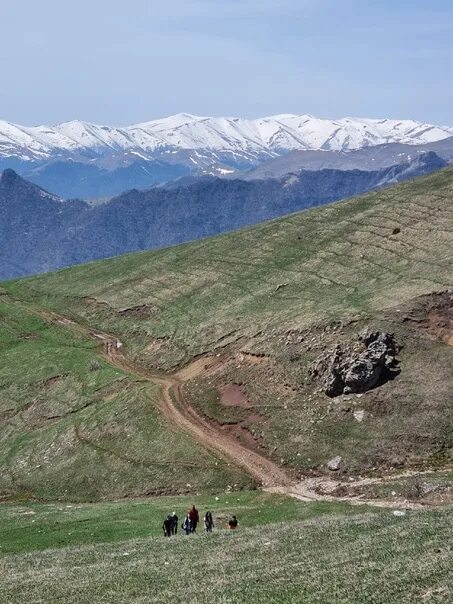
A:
[1, 0, 452, 126]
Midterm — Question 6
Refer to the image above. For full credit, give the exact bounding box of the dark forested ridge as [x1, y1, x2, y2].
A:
[0, 151, 446, 279]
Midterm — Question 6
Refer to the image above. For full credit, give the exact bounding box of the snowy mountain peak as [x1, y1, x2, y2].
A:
[0, 113, 452, 165]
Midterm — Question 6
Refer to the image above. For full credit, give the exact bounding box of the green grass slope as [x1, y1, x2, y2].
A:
[1, 168, 453, 497]
[0, 492, 369, 555]
[0, 296, 252, 501]
[6, 167, 453, 368]
[0, 501, 451, 604]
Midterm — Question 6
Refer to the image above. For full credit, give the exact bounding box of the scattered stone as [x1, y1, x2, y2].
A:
[393, 510, 406, 517]
[353, 409, 365, 422]
[310, 330, 400, 397]
[327, 455, 343, 471]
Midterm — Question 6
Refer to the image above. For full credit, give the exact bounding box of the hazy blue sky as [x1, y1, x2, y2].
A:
[1, 0, 452, 125]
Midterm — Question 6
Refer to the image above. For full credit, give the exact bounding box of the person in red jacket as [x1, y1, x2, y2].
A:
[188, 505, 199, 533]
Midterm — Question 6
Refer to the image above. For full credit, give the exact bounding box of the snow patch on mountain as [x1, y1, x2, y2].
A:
[1, 114, 452, 165]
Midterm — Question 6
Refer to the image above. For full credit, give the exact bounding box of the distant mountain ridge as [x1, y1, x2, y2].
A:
[0, 151, 446, 280]
[1, 113, 453, 199]
[2, 113, 452, 164]
[239, 138, 453, 180]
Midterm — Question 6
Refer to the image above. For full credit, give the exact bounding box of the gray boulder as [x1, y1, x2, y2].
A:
[343, 356, 383, 394]
[311, 330, 400, 397]
[327, 456, 343, 471]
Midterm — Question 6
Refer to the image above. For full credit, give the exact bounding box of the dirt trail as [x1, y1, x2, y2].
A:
[110, 353, 291, 488]
[37, 308, 291, 488]
[33, 307, 449, 507]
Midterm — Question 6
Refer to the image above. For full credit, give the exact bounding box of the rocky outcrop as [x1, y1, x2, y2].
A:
[310, 330, 400, 397]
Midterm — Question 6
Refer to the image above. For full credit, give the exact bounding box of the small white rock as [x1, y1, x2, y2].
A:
[353, 409, 365, 422]
[327, 456, 343, 471]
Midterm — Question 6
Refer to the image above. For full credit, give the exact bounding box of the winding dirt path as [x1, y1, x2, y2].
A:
[38, 308, 291, 488]
[33, 307, 449, 508]
[105, 343, 292, 488]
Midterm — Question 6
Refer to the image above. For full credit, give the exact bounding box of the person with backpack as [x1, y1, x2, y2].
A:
[162, 515, 172, 537]
[204, 511, 214, 533]
[181, 513, 192, 536]
[189, 505, 199, 533]
[170, 511, 178, 535]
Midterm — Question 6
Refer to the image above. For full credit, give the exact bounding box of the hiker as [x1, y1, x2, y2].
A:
[189, 505, 199, 533]
[162, 515, 172, 537]
[228, 515, 238, 530]
[171, 511, 178, 535]
[181, 513, 192, 535]
[204, 511, 214, 533]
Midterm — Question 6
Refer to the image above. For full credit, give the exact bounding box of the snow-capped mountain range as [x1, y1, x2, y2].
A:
[1, 113, 453, 163]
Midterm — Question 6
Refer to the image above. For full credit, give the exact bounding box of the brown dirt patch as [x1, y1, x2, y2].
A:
[219, 384, 250, 408]
[426, 309, 453, 346]
[404, 291, 453, 346]
[222, 423, 262, 450]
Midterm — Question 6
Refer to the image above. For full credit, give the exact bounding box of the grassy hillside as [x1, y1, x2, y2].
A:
[6, 167, 453, 368]
[0, 499, 451, 604]
[1, 168, 453, 497]
[0, 295, 252, 501]
[0, 492, 369, 555]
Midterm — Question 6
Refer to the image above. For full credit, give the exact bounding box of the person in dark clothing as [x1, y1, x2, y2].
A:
[204, 511, 214, 533]
[162, 515, 172, 537]
[189, 505, 199, 533]
[170, 511, 178, 535]
[228, 515, 238, 530]
[182, 514, 192, 535]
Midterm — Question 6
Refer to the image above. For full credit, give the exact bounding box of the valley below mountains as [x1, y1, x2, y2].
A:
[0, 151, 447, 280]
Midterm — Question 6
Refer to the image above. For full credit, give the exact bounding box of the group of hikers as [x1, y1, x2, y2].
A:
[162, 505, 238, 537]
